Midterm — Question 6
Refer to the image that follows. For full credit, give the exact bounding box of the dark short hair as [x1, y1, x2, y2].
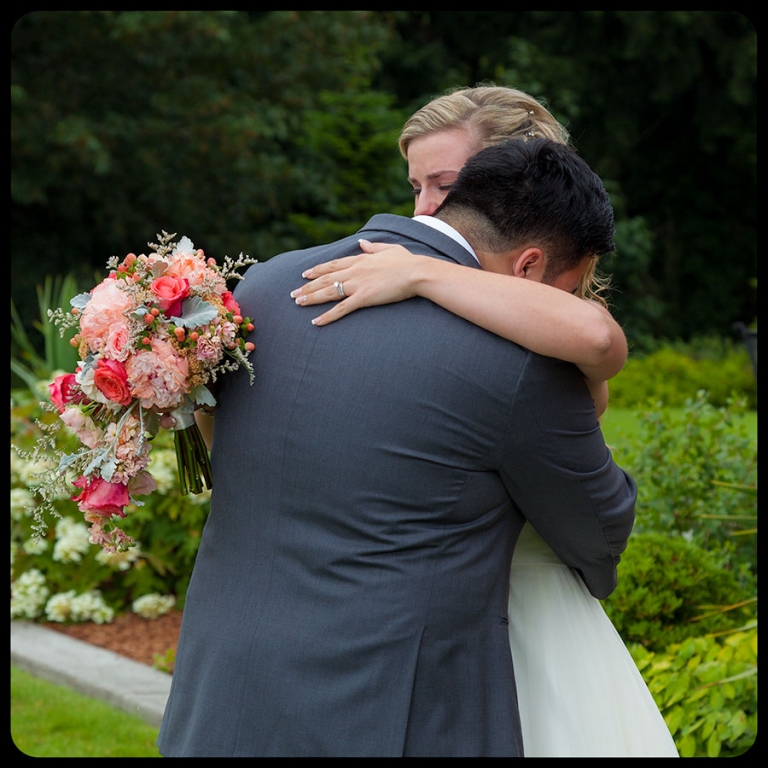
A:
[436, 138, 615, 277]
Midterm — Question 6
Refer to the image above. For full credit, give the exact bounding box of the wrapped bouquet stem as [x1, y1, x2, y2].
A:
[169, 404, 213, 496]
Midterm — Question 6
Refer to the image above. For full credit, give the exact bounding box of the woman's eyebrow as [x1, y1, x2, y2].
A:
[407, 169, 459, 185]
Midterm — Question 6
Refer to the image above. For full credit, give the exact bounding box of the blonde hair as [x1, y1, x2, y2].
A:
[399, 85, 610, 306]
[399, 85, 571, 159]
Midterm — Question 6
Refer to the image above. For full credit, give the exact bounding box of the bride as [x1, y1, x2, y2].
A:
[288, 86, 679, 758]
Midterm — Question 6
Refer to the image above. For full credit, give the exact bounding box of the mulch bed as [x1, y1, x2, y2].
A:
[42, 610, 183, 669]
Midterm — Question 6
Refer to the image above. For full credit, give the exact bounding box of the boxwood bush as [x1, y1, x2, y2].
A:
[610, 336, 756, 410]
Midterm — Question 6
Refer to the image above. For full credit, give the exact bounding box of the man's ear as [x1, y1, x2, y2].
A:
[511, 247, 546, 282]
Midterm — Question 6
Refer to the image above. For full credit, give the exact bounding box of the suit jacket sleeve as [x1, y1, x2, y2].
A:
[500, 352, 637, 600]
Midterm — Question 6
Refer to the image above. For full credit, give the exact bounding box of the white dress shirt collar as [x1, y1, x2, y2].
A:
[413, 215, 480, 265]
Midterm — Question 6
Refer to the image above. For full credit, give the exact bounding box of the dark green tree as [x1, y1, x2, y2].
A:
[12, 11, 757, 351]
[11, 10, 401, 342]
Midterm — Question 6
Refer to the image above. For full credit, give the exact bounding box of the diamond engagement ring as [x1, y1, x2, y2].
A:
[334, 281, 346, 298]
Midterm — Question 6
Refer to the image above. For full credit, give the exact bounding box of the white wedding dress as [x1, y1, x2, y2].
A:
[508, 524, 679, 757]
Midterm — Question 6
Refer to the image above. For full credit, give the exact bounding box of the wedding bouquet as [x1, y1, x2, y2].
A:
[23, 232, 257, 552]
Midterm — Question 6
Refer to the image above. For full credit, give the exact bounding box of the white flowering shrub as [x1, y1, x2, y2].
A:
[11, 569, 50, 619]
[10, 487, 36, 521]
[52, 517, 92, 563]
[70, 590, 115, 624]
[11, 388, 210, 624]
[132, 592, 177, 619]
[44, 589, 77, 622]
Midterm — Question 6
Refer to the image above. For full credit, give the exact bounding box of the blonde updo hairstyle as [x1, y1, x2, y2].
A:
[399, 86, 610, 306]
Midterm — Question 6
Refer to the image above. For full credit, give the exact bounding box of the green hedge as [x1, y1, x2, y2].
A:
[610, 337, 756, 410]
[603, 532, 755, 652]
[616, 391, 757, 583]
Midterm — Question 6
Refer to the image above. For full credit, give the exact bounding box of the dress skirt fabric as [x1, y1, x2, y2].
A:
[508, 524, 679, 757]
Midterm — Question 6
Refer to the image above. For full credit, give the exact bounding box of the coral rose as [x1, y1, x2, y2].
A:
[150, 275, 190, 318]
[93, 358, 133, 406]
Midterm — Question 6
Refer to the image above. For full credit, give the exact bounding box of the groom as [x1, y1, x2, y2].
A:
[158, 139, 636, 757]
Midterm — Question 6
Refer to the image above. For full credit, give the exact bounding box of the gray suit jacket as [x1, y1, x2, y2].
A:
[158, 214, 636, 757]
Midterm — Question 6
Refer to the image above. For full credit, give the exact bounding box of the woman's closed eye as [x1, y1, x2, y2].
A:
[411, 183, 453, 198]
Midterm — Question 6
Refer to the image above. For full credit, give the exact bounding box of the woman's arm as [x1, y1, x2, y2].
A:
[292, 241, 627, 397]
[586, 380, 610, 418]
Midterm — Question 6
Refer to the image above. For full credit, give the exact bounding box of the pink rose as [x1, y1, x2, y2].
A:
[49, 373, 79, 412]
[103, 320, 131, 361]
[150, 275, 190, 317]
[93, 358, 133, 406]
[59, 408, 102, 448]
[221, 291, 241, 315]
[72, 476, 130, 518]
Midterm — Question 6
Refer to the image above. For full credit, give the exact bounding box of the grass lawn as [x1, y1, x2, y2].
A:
[11, 665, 161, 758]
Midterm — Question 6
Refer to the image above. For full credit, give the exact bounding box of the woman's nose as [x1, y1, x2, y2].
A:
[414, 189, 442, 217]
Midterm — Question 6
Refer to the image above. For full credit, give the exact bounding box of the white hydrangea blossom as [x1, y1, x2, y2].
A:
[23, 535, 49, 555]
[13, 451, 54, 489]
[10, 487, 36, 521]
[10, 447, 29, 485]
[11, 568, 50, 619]
[44, 589, 115, 624]
[53, 517, 92, 563]
[132, 592, 176, 619]
[70, 590, 114, 624]
[45, 590, 78, 622]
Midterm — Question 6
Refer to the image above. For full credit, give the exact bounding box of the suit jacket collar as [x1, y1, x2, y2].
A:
[358, 214, 481, 270]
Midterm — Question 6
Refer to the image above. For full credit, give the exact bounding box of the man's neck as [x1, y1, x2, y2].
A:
[413, 215, 479, 264]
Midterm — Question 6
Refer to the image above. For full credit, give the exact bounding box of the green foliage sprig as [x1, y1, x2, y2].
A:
[629, 628, 757, 758]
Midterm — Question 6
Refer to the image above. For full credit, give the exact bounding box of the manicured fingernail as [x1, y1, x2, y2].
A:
[295, 295, 306, 304]
[290, 289, 299, 298]
[302, 269, 312, 278]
